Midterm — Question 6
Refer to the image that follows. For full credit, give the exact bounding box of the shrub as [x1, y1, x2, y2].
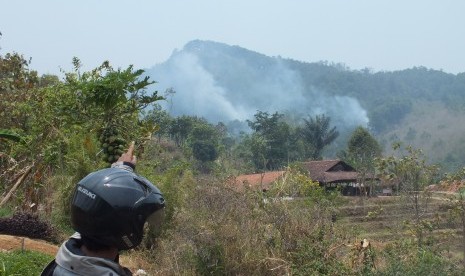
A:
[0, 212, 57, 242]
[377, 241, 461, 276]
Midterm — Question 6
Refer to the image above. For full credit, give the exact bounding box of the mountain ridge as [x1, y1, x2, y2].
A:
[146, 40, 465, 170]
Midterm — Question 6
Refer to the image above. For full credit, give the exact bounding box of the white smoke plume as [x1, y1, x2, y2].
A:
[147, 42, 369, 133]
[151, 52, 250, 122]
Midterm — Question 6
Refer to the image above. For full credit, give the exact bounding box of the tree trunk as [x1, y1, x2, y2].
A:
[0, 165, 33, 207]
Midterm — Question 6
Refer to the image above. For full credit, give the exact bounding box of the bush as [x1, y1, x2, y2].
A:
[377, 241, 462, 276]
[0, 212, 57, 242]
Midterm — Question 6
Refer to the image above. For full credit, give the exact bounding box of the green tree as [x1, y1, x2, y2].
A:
[230, 132, 260, 172]
[169, 115, 205, 147]
[376, 145, 439, 247]
[247, 111, 290, 170]
[215, 122, 236, 160]
[189, 123, 220, 163]
[1, 55, 164, 209]
[0, 52, 39, 131]
[143, 104, 173, 142]
[343, 126, 382, 196]
[0, 52, 86, 211]
[64, 58, 163, 125]
[247, 133, 269, 171]
[299, 114, 339, 160]
[63, 58, 164, 163]
[347, 127, 382, 159]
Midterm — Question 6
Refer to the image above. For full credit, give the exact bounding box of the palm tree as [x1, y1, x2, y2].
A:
[300, 114, 339, 160]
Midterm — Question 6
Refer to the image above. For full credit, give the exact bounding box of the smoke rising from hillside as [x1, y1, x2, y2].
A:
[153, 52, 250, 122]
[148, 48, 369, 132]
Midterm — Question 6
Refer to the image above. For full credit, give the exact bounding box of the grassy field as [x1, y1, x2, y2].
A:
[0, 250, 52, 276]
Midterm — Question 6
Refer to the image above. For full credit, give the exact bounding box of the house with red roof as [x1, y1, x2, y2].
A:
[231, 160, 376, 196]
[231, 171, 286, 192]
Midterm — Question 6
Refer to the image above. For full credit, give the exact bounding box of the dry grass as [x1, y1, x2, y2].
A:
[121, 175, 464, 275]
[129, 170, 372, 275]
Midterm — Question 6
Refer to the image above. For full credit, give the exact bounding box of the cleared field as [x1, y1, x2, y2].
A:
[336, 194, 464, 263]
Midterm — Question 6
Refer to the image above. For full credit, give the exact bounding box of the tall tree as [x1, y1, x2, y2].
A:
[0, 52, 39, 131]
[169, 116, 206, 147]
[247, 111, 290, 170]
[347, 127, 382, 159]
[344, 126, 382, 196]
[300, 114, 339, 160]
[64, 58, 164, 163]
[189, 123, 220, 163]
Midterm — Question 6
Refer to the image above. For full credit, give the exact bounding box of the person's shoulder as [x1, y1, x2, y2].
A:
[40, 259, 57, 276]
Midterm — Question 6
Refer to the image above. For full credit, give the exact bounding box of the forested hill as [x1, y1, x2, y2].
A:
[146, 40, 465, 170]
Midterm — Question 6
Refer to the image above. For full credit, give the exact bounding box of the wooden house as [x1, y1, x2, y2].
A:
[300, 159, 373, 195]
[231, 160, 377, 196]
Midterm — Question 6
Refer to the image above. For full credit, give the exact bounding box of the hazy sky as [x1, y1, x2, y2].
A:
[1, 0, 464, 75]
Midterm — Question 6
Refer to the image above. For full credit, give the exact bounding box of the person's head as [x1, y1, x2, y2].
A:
[70, 168, 165, 251]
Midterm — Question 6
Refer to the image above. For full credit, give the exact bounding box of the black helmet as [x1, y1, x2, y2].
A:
[71, 168, 165, 250]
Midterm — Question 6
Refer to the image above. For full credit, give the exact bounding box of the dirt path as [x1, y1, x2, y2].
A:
[0, 234, 59, 256]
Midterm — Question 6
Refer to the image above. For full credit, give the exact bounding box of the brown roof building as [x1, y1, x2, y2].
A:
[230, 160, 376, 196]
[301, 159, 377, 195]
[301, 159, 358, 184]
[231, 171, 286, 192]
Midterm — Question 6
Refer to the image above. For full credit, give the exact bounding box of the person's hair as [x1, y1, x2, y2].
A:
[81, 235, 114, 252]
